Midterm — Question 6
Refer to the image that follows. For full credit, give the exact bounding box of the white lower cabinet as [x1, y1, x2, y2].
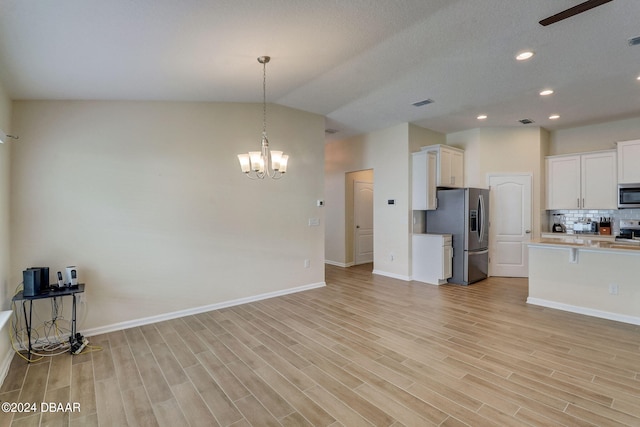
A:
[412, 233, 453, 285]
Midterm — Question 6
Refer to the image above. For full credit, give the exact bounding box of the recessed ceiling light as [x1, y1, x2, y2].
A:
[637, 75, 640, 80]
[549, 114, 560, 120]
[516, 51, 535, 61]
[477, 115, 488, 120]
[540, 89, 554, 96]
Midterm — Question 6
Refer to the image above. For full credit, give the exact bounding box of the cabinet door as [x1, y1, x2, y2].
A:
[426, 151, 437, 208]
[438, 147, 464, 188]
[412, 151, 437, 210]
[581, 151, 617, 209]
[439, 148, 452, 187]
[546, 156, 581, 209]
[443, 245, 453, 279]
[450, 149, 464, 188]
[618, 140, 640, 184]
[412, 152, 427, 210]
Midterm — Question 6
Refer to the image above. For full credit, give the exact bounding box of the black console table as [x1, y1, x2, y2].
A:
[12, 284, 85, 361]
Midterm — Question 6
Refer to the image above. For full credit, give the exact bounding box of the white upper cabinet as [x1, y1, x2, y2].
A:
[617, 139, 640, 184]
[581, 151, 617, 209]
[420, 144, 464, 188]
[546, 155, 581, 210]
[546, 150, 617, 210]
[412, 150, 437, 210]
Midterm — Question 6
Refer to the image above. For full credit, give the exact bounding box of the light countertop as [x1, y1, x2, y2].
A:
[529, 238, 640, 253]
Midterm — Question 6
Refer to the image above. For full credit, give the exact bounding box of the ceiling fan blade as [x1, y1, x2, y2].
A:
[539, 0, 613, 26]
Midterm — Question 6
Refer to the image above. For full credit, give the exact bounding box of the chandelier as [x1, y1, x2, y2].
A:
[237, 56, 289, 179]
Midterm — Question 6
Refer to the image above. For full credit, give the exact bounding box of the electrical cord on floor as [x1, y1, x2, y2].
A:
[10, 287, 71, 360]
[9, 282, 102, 359]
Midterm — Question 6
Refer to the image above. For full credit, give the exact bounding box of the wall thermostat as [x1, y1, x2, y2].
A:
[317, 200, 324, 207]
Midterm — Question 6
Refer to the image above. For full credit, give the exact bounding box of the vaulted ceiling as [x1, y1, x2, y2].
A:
[1, 1, 638, 140]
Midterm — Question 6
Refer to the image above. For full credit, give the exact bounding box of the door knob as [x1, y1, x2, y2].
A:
[356, 225, 360, 229]
[525, 230, 531, 234]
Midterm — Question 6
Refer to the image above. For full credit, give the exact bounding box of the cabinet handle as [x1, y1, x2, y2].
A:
[577, 198, 580, 208]
[583, 198, 585, 208]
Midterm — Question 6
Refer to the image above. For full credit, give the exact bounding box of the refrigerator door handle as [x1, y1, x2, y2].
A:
[468, 249, 489, 255]
[478, 194, 486, 244]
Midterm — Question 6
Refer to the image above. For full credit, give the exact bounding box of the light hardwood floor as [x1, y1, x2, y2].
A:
[1, 263, 640, 426]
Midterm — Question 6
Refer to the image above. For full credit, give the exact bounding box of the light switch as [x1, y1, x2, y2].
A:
[308, 218, 320, 226]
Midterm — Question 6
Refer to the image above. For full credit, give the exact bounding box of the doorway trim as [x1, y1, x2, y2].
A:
[344, 169, 374, 267]
[353, 180, 374, 265]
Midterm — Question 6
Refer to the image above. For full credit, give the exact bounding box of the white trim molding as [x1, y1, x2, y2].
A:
[0, 346, 13, 389]
[0, 312, 15, 390]
[324, 260, 354, 268]
[372, 270, 411, 281]
[527, 297, 640, 326]
[83, 282, 326, 337]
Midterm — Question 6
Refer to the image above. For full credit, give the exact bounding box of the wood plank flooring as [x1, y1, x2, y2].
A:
[1, 263, 639, 426]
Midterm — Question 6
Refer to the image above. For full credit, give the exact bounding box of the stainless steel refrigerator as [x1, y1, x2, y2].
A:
[426, 188, 489, 285]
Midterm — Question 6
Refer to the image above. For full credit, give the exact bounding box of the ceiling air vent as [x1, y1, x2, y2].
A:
[412, 99, 434, 107]
[325, 128, 339, 135]
[519, 118, 535, 125]
[628, 35, 640, 46]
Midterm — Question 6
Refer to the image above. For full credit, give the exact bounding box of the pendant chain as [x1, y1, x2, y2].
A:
[262, 60, 267, 136]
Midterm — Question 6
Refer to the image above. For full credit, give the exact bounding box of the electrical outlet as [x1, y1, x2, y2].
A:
[389, 252, 395, 261]
[304, 259, 310, 268]
[608, 284, 619, 295]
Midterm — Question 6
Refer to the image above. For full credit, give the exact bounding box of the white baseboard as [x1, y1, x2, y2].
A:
[0, 343, 14, 390]
[324, 260, 354, 268]
[0, 312, 16, 389]
[527, 297, 640, 326]
[372, 270, 411, 281]
[83, 281, 326, 337]
[411, 277, 446, 285]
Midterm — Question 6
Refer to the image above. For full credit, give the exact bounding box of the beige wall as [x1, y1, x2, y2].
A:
[325, 124, 410, 278]
[325, 123, 445, 279]
[408, 124, 446, 152]
[549, 116, 640, 155]
[325, 132, 373, 267]
[0, 80, 12, 370]
[10, 100, 325, 332]
[447, 127, 548, 237]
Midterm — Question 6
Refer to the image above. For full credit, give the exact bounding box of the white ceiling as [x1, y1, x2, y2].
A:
[1, 0, 639, 140]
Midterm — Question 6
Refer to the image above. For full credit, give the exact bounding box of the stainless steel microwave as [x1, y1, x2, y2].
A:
[618, 183, 640, 208]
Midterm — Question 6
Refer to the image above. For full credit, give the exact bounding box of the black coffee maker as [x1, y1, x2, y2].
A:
[552, 214, 566, 233]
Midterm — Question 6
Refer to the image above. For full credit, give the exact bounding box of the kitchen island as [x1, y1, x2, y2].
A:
[528, 238, 640, 325]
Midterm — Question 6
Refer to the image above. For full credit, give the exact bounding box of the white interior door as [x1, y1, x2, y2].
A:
[354, 181, 374, 265]
[488, 174, 532, 277]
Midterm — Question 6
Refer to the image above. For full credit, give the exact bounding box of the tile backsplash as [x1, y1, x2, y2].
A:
[548, 209, 640, 234]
